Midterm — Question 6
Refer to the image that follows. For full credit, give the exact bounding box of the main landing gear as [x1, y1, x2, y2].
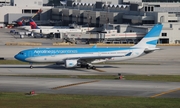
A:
[86, 65, 96, 69]
[85, 64, 96, 70]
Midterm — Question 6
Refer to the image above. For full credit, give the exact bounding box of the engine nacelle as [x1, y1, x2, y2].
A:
[65, 59, 79, 68]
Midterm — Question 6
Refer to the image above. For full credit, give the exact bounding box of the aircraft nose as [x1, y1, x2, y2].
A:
[14, 54, 24, 61]
[14, 54, 19, 60]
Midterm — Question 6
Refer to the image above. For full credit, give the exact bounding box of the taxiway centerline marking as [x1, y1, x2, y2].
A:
[150, 88, 180, 98]
[52, 80, 100, 90]
[94, 68, 106, 72]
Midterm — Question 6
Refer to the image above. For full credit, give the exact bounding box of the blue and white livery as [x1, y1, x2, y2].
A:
[14, 24, 163, 69]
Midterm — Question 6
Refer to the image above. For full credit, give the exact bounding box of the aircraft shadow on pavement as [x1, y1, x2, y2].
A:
[44, 64, 89, 72]
[36, 64, 120, 71]
[49, 65, 118, 69]
[98, 65, 119, 68]
[0, 64, 119, 72]
[0, 65, 90, 72]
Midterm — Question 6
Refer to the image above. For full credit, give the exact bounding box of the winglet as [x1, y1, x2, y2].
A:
[92, 45, 97, 48]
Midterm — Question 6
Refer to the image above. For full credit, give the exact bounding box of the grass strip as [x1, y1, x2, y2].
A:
[0, 92, 180, 108]
[4, 75, 180, 82]
[0, 60, 28, 64]
[0, 60, 52, 65]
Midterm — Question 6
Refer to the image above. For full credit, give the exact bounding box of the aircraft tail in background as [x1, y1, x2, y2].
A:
[29, 19, 40, 29]
[31, 9, 43, 19]
[16, 19, 25, 26]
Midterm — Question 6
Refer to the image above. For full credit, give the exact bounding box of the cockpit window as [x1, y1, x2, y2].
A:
[19, 52, 24, 55]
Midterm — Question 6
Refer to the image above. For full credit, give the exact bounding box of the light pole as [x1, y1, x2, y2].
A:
[106, 7, 109, 30]
[61, 13, 63, 25]
[76, 15, 79, 25]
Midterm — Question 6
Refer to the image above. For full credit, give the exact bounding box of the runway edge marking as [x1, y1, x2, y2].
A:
[150, 88, 180, 98]
[51, 80, 100, 90]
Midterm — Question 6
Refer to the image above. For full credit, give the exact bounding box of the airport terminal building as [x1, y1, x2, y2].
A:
[0, 0, 52, 26]
[1, 0, 180, 44]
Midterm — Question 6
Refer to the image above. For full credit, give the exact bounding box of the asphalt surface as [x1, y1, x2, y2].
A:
[0, 64, 180, 98]
[0, 64, 180, 75]
[0, 76, 180, 98]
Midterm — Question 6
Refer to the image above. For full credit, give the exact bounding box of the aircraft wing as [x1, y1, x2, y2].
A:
[65, 52, 132, 63]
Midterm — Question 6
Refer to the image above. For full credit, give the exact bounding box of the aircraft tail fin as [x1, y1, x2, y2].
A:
[31, 9, 42, 19]
[16, 19, 25, 26]
[29, 19, 40, 29]
[132, 24, 163, 49]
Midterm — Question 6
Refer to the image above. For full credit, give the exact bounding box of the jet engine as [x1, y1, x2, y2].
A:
[65, 59, 80, 68]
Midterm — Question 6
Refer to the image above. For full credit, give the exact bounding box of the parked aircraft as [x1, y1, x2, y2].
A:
[30, 19, 93, 34]
[14, 24, 163, 69]
[15, 19, 65, 31]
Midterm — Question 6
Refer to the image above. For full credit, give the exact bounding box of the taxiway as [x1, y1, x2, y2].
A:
[0, 76, 180, 98]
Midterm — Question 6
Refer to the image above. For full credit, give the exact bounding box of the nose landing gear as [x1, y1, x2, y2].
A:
[29, 63, 33, 69]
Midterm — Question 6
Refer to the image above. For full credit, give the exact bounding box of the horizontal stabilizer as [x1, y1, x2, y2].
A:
[144, 48, 161, 53]
[92, 45, 97, 48]
[145, 47, 161, 51]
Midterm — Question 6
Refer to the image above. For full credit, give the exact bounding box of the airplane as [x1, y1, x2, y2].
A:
[30, 19, 94, 34]
[14, 23, 163, 69]
[15, 19, 64, 31]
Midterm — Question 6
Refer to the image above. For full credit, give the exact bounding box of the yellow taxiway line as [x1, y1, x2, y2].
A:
[150, 88, 180, 98]
[52, 80, 100, 90]
[94, 68, 106, 72]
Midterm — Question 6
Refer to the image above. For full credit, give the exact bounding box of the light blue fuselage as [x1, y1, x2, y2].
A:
[14, 47, 144, 63]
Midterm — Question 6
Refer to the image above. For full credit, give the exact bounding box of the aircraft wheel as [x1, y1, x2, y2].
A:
[91, 66, 96, 70]
[30, 66, 33, 69]
[81, 65, 85, 68]
[86, 65, 90, 69]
